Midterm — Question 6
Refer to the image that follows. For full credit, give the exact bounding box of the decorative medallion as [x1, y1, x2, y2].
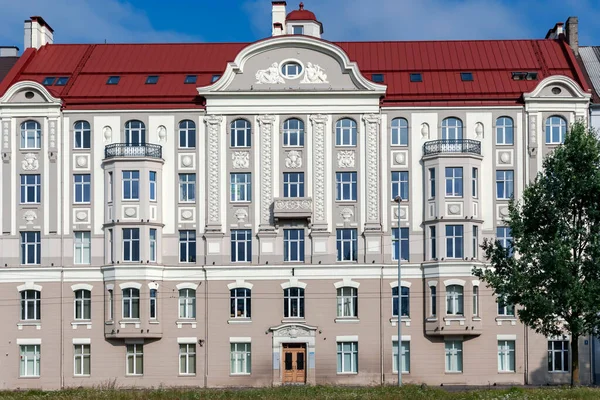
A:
[23, 210, 37, 225]
[181, 210, 193, 220]
[340, 207, 354, 222]
[394, 152, 406, 165]
[256, 61, 328, 85]
[181, 155, 193, 168]
[76, 155, 87, 168]
[499, 152, 511, 164]
[124, 207, 136, 217]
[21, 153, 39, 171]
[393, 207, 407, 219]
[500, 207, 510, 217]
[337, 150, 355, 168]
[232, 151, 250, 169]
[75, 211, 87, 221]
[285, 150, 302, 168]
[448, 205, 461, 215]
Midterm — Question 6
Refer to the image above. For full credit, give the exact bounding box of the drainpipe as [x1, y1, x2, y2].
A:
[524, 324, 528, 385]
[203, 265, 208, 388]
[380, 266, 384, 385]
[59, 113, 65, 389]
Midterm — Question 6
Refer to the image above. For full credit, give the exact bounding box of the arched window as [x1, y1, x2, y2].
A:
[124, 120, 145, 146]
[283, 118, 304, 147]
[73, 120, 91, 149]
[230, 288, 251, 318]
[545, 115, 567, 144]
[391, 117, 408, 146]
[230, 119, 251, 148]
[392, 286, 409, 317]
[336, 118, 357, 146]
[178, 120, 196, 148]
[20, 120, 41, 149]
[283, 287, 304, 318]
[496, 117, 513, 145]
[441, 117, 463, 140]
[149, 288, 157, 319]
[336, 287, 357, 317]
[179, 289, 196, 319]
[122, 288, 140, 319]
[20, 289, 41, 320]
[74, 289, 91, 320]
[446, 285, 464, 315]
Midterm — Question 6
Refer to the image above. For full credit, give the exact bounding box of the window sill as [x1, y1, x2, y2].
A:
[496, 317, 517, 326]
[176, 320, 197, 329]
[18, 376, 40, 379]
[281, 318, 305, 324]
[230, 373, 251, 376]
[472, 317, 482, 321]
[178, 374, 196, 377]
[390, 317, 411, 327]
[444, 196, 463, 199]
[548, 370, 570, 374]
[444, 316, 466, 321]
[336, 372, 358, 375]
[498, 371, 516, 374]
[74, 374, 90, 378]
[335, 318, 360, 324]
[148, 320, 160, 324]
[71, 321, 92, 330]
[125, 374, 143, 377]
[17, 321, 41, 330]
[228, 319, 252, 324]
[426, 317, 438, 322]
[73, 202, 91, 205]
[105, 321, 114, 325]
[392, 371, 410, 375]
[121, 199, 140, 202]
[445, 371, 463, 374]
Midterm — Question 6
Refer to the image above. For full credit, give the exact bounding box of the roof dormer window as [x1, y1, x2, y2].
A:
[293, 25, 304, 35]
[211, 74, 221, 83]
[42, 77, 56, 86]
[55, 77, 69, 86]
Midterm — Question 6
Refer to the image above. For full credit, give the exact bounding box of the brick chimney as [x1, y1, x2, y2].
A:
[272, 1, 287, 37]
[565, 16, 579, 56]
[24, 16, 54, 50]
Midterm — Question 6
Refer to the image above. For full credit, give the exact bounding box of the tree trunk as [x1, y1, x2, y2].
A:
[572, 335, 580, 387]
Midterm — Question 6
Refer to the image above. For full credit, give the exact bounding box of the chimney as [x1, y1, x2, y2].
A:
[545, 22, 564, 39]
[566, 16, 579, 56]
[0, 46, 19, 57]
[272, 1, 287, 37]
[24, 16, 54, 50]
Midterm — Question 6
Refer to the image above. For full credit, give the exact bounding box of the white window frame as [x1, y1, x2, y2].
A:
[496, 226, 513, 256]
[445, 167, 463, 197]
[445, 340, 463, 372]
[392, 340, 410, 373]
[472, 286, 479, 317]
[283, 172, 305, 198]
[392, 285, 410, 317]
[74, 231, 91, 265]
[107, 288, 114, 321]
[122, 170, 140, 200]
[473, 226, 479, 259]
[292, 25, 304, 35]
[122, 288, 140, 319]
[336, 341, 358, 374]
[230, 119, 251, 148]
[21, 231, 41, 265]
[20, 344, 41, 377]
[74, 344, 91, 376]
[74, 288, 91, 320]
[430, 285, 437, 317]
[445, 225, 464, 259]
[283, 229, 304, 262]
[496, 170, 514, 200]
[283, 287, 305, 318]
[179, 289, 196, 319]
[472, 167, 478, 198]
[73, 174, 91, 204]
[391, 117, 409, 146]
[545, 115, 567, 144]
[392, 227, 409, 262]
[179, 343, 196, 375]
[231, 229, 252, 263]
[20, 174, 41, 204]
[149, 171, 156, 201]
[179, 173, 196, 202]
[122, 228, 140, 262]
[149, 288, 157, 320]
[230, 173, 252, 202]
[336, 172, 357, 201]
[108, 172, 113, 202]
[20, 289, 41, 320]
[230, 342, 251, 375]
[429, 168, 435, 198]
[548, 340, 569, 372]
[497, 296, 515, 316]
[446, 285, 464, 316]
[336, 287, 358, 318]
[335, 118, 357, 146]
[149, 228, 157, 262]
[336, 228, 358, 262]
[282, 118, 304, 147]
[124, 120, 145, 145]
[498, 340, 515, 372]
[126, 343, 143, 375]
[179, 230, 197, 263]
[429, 226, 437, 260]
[178, 119, 196, 149]
[73, 120, 91, 149]
[21, 120, 41, 149]
[442, 117, 463, 140]
[496, 116, 514, 145]
[391, 171, 409, 201]
[230, 288, 251, 319]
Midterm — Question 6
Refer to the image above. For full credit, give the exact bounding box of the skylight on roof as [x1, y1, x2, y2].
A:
[371, 73, 384, 83]
[55, 77, 69, 86]
[511, 71, 538, 81]
[145, 75, 159, 84]
[107, 76, 120, 85]
[410, 73, 422, 82]
[184, 75, 197, 84]
[211, 74, 221, 83]
[42, 77, 56, 86]
[461, 72, 473, 81]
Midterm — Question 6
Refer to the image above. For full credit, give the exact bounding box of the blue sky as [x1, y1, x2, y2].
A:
[1, 0, 600, 50]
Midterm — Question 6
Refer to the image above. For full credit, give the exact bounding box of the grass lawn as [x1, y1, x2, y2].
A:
[1, 385, 600, 400]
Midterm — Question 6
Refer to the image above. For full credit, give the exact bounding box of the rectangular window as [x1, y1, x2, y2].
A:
[179, 289, 196, 319]
[445, 340, 463, 372]
[149, 171, 156, 201]
[336, 172, 357, 201]
[472, 286, 479, 316]
[498, 340, 515, 372]
[337, 342, 358, 374]
[126, 344, 143, 375]
[473, 226, 479, 259]
[108, 172, 113, 202]
[21, 231, 41, 265]
[392, 227, 409, 261]
[122, 171, 140, 200]
[283, 172, 305, 198]
[74, 231, 91, 265]
[446, 286, 464, 315]
[73, 174, 91, 203]
[150, 289, 157, 320]
[230, 343, 251, 374]
[108, 229, 114, 263]
[497, 297, 515, 316]
[74, 344, 91, 376]
[548, 340, 569, 372]
[122, 288, 140, 319]
[230, 173, 252, 202]
[430, 286, 437, 317]
[410, 73, 423, 82]
[179, 174, 196, 202]
[430, 226, 437, 260]
[284, 229, 305, 262]
[472, 168, 478, 198]
[393, 286, 409, 317]
[496, 170, 514, 199]
[429, 168, 436, 198]
[337, 287, 357, 317]
[496, 227, 513, 257]
[445, 167, 463, 197]
[179, 344, 196, 375]
[20, 345, 40, 377]
[20, 174, 41, 203]
[446, 225, 464, 259]
[231, 229, 252, 263]
[179, 230, 197, 263]
[108, 289, 113, 321]
[293, 25, 304, 34]
[231, 288, 251, 319]
[184, 75, 197, 84]
[391, 171, 409, 201]
[336, 228, 358, 262]
[106, 76, 120, 85]
[392, 341, 410, 373]
[149, 229, 157, 262]
[20, 289, 41, 320]
[122, 228, 140, 262]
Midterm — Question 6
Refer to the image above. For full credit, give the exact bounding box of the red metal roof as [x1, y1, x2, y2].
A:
[286, 2, 318, 22]
[0, 37, 590, 109]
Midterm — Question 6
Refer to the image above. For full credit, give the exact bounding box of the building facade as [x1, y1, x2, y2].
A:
[0, 4, 595, 389]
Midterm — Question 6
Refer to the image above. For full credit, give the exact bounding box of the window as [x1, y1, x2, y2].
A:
[179, 344, 196, 375]
[392, 286, 409, 317]
[371, 73, 384, 83]
[472, 168, 478, 198]
[184, 75, 197, 84]
[122, 228, 140, 262]
[179, 174, 196, 202]
[179, 289, 196, 319]
[20, 345, 40, 377]
[497, 297, 515, 316]
[445, 167, 463, 197]
[20, 289, 41, 320]
[124, 120, 145, 146]
[284, 229, 304, 262]
[472, 286, 479, 316]
[460, 72, 473, 81]
[126, 344, 143, 375]
[430, 226, 437, 260]
[546, 116, 567, 144]
[335, 118, 357, 146]
[179, 230, 196, 263]
[292, 25, 304, 34]
[178, 120, 196, 148]
[496, 227, 513, 256]
[230, 173, 252, 202]
[336, 172, 357, 201]
[149, 171, 156, 201]
[21, 120, 41, 149]
[108, 172, 113, 202]
[410, 73, 422, 82]
[211, 74, 221, 83]
[106, 76, 120, 85]
[446, 285, 464, 315]
[337, 342, 358, 374]
[42, 76, 56, 85]
[149, 229, 157, 262]
[230, 119, 251, 147]
[337, 287, 357, 318]
[73, 121, 91, 149]
[429, 168, 436, 198]
[74, 174, 91, 203]
[108, 289, 114, 320]
[445, 340, 463, 372]
[283, 118, 304, 147]
[20, 174, 41, 203]
[55, 77, 69, 86]
[393, 341, 410, 373]
[149, 288, 157, 319]
[498, 340, 515, 372]
[283, 172, 305, 197]
[74, 344, 90, 376]
[283, 287, 304, 318]
[122, 171, 140, 200]
[496, 170, 514, 199]
[230, 288, 251, 318]
[145, 75, 159, 84]
[496, 117, 514, 145]
[108, 229, 114, 263]
[392, 227, 409, 261]
[430, 286, 437, 317]
[336, 228, 358, 261]
[281, 62, 303, 78]
[74, 289, 91, 320]
[473, 226, 479, 259]
[391, 118, 408, 146]
[391, 171, 409, 201]
[230, 343, 251, 374]
[231, 230, 252, 262]
[446, 225, 464, 259]
[122, 288, 140, 319]
[442, 118, 463, 140]
[548, 340, 569, 372]
[21, 232, 41, 265]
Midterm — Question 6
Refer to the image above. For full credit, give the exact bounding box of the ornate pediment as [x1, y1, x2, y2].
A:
[269, 323, 318, 338]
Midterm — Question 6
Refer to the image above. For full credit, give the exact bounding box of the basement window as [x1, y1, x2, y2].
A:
[55, 77, 69, 86]
[461, 72, 474, 81]
[184, 75, 197, 84]
[371, 74, 384, 83]
[211, 74, 221, 83]
[410, 73, 422, 82]
[42, 77, 56, 86]
[145, 75, 159, 84]
[106, 76, 120, 85]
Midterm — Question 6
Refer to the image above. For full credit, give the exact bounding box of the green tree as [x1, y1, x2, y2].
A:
[473, 121, 600, 386]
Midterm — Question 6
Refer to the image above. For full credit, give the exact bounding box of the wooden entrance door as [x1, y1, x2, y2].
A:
[282, 343, 306, 384]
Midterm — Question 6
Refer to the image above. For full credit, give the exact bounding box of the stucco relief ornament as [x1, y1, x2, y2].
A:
[285, 150, 302, 168]
[394, 152, 406, 165]
[181, 210, 193, 220]
[232, 151, 250, 169]
[337, 150, 355, 168]
[475, 122, 484, 138]
[102, 126, 112, 143]
[301, 62, 328, 84]
[499, 152, 511, 164]
[421, 123, 430, 139]
[448, 204, 461, 215]
[235, 208, 248, 223]
[157, 125, 167, 143]
[49, 120, 56, 148]
[340, 207, 354, 222]
[23, 210, 37, 225]
[2, 121, 9, 149]
[21, 153, 39, 170]
[255, 62, 285, 84]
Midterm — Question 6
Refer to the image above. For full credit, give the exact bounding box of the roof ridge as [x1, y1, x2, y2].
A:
[62, 44, 96, 96]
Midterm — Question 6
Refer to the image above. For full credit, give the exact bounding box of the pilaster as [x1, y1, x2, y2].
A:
[309, 114, 328, 232]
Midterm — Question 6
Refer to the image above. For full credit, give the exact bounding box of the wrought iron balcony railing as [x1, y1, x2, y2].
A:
[104, 143, 162, 159]
[423, 139, 481, 156]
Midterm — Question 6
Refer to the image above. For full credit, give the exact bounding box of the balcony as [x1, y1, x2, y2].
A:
[425, 315, 482, 336]
[104, 319, 162, 339]
[273, 197, 313, 223]
[423, 139, 481, 157]
[104, 143, 162, 160]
